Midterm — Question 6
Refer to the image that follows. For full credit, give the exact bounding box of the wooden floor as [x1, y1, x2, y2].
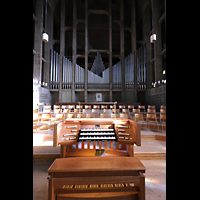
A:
[33, 159, 166, 200]
[33, 130, 166, 161]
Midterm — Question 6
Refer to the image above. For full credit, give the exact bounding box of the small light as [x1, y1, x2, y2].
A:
[150, 34, 156, 43]
[42, 82, 45, 86]
[35, 80, 38, 84]
[153, 83, 156, 87]
[152, 82, 154, 85]
[39, 81, 41, 85]
[164, 79, 166, 84]
[162, 79, 164, 83]
[158, 80, 160, 84]
[163, 70, 166, 74]
[45, 83, 47, 86]
[155, 81, 157, 84]
[42, 33, 49, 42]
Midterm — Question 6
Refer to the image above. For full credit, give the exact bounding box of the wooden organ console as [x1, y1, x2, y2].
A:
[53, 118, 141, 157]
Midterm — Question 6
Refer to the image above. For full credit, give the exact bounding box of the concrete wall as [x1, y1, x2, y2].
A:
[50, 91, 59, 108]
[143, 85, 166, 111]
[87, 92, 109, 102]
[75, 91, 85, 102]
[62, 90, 72, 102]
[33, 84, 51, 109]
[125, 90, 135, 102]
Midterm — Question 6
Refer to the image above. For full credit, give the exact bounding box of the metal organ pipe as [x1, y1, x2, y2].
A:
[62, 56, 65, 89]
[137, 49, 140, 88]
[140, 47, 143, 89]
[143, 45, 146, 89]
[55, 53, 58, 89]
[50, 50, 137, 90]
[50, 49, 53, 88]
[73, 63, 84, 89]
[136, 45, 146, 89]
[87, 68, 109, 89]
[61, 56, 73, 89]
[69, 61, 72, 88]
[124, 52, 134, 89]
[53, 51, 56, 89]
[66, 59, 69, 89]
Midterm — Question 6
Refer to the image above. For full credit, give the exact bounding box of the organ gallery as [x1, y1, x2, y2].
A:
[33, 0, 166, 199]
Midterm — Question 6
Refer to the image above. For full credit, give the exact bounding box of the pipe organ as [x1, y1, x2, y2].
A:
[62, 56, 72, 89]
[112, 60, 122, 89]
[53, 118, 141, 157]
[50, 51, 136, 90]
[88, 68, 109, 89]
[125, 52, 134, 89]
[75, 63, 85, 89]
[50, 49, 60, 89]
[137, 44, 146, 89]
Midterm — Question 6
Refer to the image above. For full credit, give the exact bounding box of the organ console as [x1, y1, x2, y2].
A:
[53, 118, 141, 157]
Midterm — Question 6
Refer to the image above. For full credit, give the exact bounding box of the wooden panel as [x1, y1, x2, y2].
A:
[48, 157, 145, 175]
[57, 191, 139, 200]
[53, 123, 58, 147]
[129, 120, 141, 146]
[58, 122, 80, 145]
[52, 176, 141, 186]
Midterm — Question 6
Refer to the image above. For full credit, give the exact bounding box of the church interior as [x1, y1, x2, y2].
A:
[33, 0, 166, 199]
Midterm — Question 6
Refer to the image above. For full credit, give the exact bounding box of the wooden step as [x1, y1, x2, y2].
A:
[135, 152, 166, 160]
[141, 134, 166, 141]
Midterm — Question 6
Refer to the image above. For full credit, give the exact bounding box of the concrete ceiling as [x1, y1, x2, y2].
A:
[48, 0, 150, 24]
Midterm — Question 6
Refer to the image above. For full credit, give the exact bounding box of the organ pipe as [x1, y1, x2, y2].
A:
[53, 51, 56, 89]
[50, 49, 53, 88]
[55, 53, 58, 89]
[50, 50, 136, 90]
[136, 45, 146, 89]
[144, 45, 146, 88]
[50, 49, 60, 89]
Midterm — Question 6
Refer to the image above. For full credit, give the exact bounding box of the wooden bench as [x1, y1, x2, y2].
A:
[48, 157, 146, 200]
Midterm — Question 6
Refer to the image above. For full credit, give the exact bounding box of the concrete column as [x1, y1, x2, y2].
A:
[84, 0, 88, 102]
[143, 3, 152, 88]
[109, 0, 112, 102]
[33, 0, 43, 82]
[131, 0, 137, 101]
[44, 5, 53, 89]
[59, 0, 65, 102]
[153, 0, 162, 84]
[72, 0, 77, 102]
[120, 0, 125, 102]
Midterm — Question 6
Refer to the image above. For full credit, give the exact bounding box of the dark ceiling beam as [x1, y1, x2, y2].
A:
[89, 10, 109, 15]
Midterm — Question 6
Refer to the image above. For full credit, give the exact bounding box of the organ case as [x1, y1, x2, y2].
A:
[53, 118, 141, 157]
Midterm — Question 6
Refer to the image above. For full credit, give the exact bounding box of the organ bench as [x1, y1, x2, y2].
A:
[53, 118, 141, 157]
[48, 156, 146, 200]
